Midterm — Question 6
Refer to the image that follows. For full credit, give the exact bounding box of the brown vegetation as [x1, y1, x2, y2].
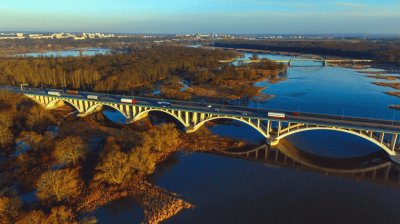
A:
[386, 92, 400, 98]
[54, 136, 87, 166]
[368, 75, 399, 80]
[0, 45, 285, 102]
[36, 168, 83, 203]
[0, 46, 235, 93]
[373, 82, 400, 90]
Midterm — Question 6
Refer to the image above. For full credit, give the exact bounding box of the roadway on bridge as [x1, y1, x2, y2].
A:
[1, 85, 400, 132]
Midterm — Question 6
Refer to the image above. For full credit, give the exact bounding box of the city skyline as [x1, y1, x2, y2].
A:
[1, 0, 400, 34]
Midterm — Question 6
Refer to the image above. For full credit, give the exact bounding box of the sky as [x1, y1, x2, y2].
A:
[0, 0, 399, 34]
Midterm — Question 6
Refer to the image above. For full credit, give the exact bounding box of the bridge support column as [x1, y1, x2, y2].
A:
[185, 111, 190, 126]
[266, 120, 271, 137]
[380, 133, 385, 144]
[391, 134, 398, 151]
[78, 100, 85, 112]
[192, 112, 198, 124]
[266, 138, 279, 147]
[277, 121, 282, 136]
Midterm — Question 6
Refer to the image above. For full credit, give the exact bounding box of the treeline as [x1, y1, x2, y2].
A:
[0, 46, 236, 93]
[214, 40, 400, 65]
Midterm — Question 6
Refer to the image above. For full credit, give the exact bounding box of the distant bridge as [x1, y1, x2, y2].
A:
[219, 54, 373, 67]
[1, 86, 400, 164]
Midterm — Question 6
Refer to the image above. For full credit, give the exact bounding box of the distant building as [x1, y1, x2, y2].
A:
[29, 34, 53, 39]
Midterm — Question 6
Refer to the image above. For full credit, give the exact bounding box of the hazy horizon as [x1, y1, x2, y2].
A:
[1, 0, 399, 34]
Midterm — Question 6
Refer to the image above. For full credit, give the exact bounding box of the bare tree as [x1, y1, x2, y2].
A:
[36, 168, 83, 203]
[15, 210, 46, 224]
[54, 136, 87, 166]
[94, 149, 134, 185]
[0, 112, 13, 149]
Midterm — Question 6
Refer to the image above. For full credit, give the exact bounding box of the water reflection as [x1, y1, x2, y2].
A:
[154, 150, 400, 224]
[220, 140, 399, 186]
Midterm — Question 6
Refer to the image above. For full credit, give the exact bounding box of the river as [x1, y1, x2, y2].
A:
[100, 51, 400, 223]
[14, 47, 111, 57]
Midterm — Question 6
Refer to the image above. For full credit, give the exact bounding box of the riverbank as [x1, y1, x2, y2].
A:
[373, 82, 400, 90]
[78, 179, 193, 224]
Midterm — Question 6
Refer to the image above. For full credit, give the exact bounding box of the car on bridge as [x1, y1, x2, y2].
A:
[157, 101, 171, 107]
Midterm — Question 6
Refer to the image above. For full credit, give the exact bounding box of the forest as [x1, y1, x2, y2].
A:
[0, 46, 286, 100]
[0, 46, 234, 91]
[214, 39, 400, 66]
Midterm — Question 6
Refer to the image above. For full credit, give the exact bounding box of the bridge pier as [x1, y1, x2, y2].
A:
[391, 134, 398, 151]
[266, 138, 279, 147]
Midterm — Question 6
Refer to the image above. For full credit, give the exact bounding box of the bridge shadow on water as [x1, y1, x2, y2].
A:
[216, 139, 400, 187]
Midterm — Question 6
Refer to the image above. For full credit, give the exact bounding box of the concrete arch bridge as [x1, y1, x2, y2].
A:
[13, 88, 400, 164]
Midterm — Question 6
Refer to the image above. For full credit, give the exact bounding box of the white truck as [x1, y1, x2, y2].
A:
[267, 112, 286, 119]
[87, 95, 99, 100]
[47, 91, 61, 96]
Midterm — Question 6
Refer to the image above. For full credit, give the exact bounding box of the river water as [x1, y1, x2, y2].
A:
[15, 47, 111, 57]
[100, 52, 400, 223]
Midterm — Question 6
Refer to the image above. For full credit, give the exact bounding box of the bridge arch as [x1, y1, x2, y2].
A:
[275, 127, 396, 156]
[85, 103, 128, 119]
[188, 116, 268, 138]
[47, 99, 82, 112]
[131, 108, 187, 127]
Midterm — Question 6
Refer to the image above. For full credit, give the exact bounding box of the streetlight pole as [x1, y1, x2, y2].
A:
[341, 109, 345, 120]
[392, 112, 396, 125]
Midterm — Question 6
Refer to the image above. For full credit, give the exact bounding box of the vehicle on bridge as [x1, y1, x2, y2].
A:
[268, 112, 286, 119]
[87, 95, 99, 100]
[291, 112, 300, 116]
[47, 91, 61, 96]
[157, 101, 171, 107]
[121, 98, 137, 104]
[66, 90, 79, 95]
